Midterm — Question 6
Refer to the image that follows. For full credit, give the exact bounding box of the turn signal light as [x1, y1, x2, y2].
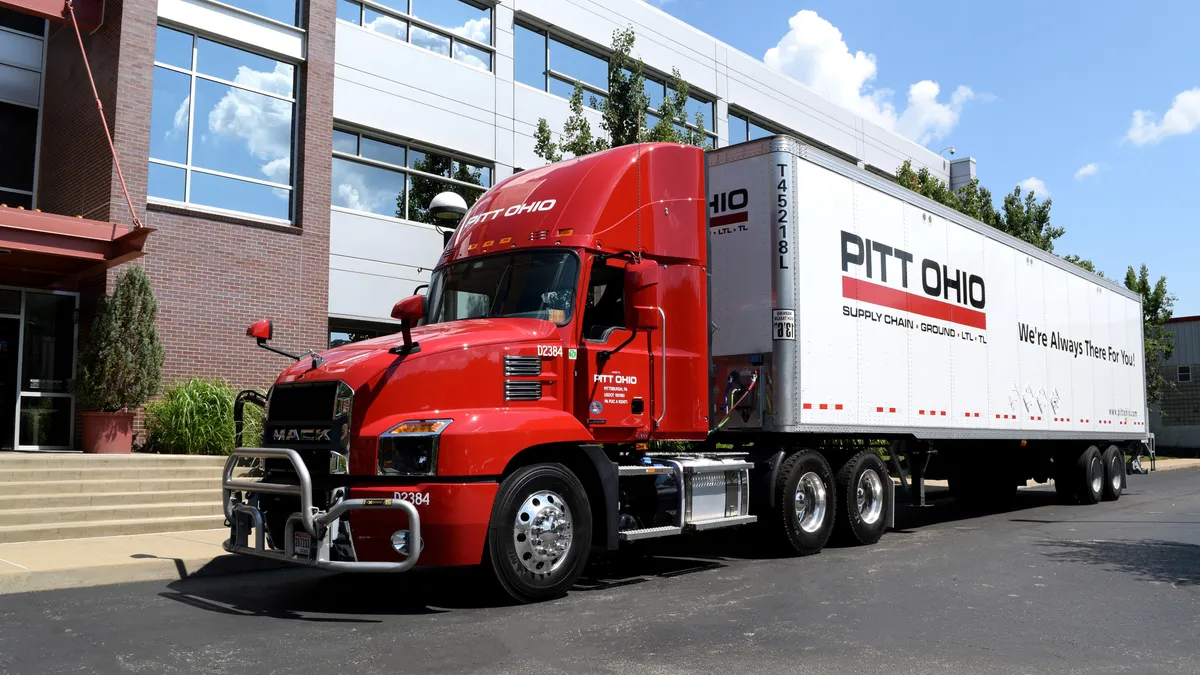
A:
[386, 420, 451, 435]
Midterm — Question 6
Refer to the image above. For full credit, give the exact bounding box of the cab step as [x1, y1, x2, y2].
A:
[685, 515, 757, 531]
[618, 525, 682, 541]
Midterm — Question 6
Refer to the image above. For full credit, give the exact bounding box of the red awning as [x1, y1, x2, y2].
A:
[0, 0, 104, 31]
[0, 206, 152, 289]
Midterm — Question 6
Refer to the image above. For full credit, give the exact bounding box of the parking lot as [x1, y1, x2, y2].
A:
[3, 468, 1199, 675]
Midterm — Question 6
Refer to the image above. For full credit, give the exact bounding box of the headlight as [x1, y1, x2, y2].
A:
[377, 419, 451, 476]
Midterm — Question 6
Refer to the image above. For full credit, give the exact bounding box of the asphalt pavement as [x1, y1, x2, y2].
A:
[2, 468, 1199, 675]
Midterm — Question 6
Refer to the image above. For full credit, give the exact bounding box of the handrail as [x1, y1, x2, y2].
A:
[655, 306, 667, 427]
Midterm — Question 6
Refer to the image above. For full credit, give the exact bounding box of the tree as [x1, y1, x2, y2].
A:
[894, 161, 1062, 252]
[533, 27, 707, 163]
[1063, 255, 1105, 278]
[76, 265, 164, 412]
[1125, 264, 1176, 405]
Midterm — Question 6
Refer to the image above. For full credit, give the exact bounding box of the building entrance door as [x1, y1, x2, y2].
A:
[0, 317, 18, 450]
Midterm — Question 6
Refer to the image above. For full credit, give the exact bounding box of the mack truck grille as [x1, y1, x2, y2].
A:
[261, 381, 353, 482]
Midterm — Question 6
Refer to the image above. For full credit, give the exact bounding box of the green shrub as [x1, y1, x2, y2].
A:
[146, 378, 262, 455]
[76, 265, 164, 411]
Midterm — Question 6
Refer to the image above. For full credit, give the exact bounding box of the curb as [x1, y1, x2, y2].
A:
[0, 553, 288, 596]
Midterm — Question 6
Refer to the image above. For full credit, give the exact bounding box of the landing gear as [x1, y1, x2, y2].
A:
[486, 463, 592, 603]
[768, 450, 836, 555]
[834, 451, 890, 545]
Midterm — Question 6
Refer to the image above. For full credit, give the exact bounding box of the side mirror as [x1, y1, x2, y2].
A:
[623, 261, 660, 331]
[390, 295, 426, 355]
[246, 319, 273, 342]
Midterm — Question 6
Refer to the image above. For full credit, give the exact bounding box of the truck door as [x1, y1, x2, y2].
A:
[575, 258, 653, 442]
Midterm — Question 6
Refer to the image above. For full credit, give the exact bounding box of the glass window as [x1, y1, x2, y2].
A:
[582, 260, 625, 341]
[454, 41, 491, 70]
[410, 25, 450, 57]
[331, 130, 490, 223]
[1180, 366, 1192, 383]
[728, 113, 748, 145]
[154, 26, 192, 68]
[0, 62, 40, 108]
[364, 8, 408, 41]
[0, 189, 31, 209]
[149, 28, 296, 221]
[218, 0, 298, 26]
[514, 23, 546, 89]
[329, 320, 394, 349]
[412, 0, 490, 45]
[21, 293, 74, 394]
[686, 95, 713, 131]
[19, 396, 71, 447]
[336, 0, 362, 23]
[749, 120, 774, 141]
[0, 102, 38, 193]
[361, 137, 406, 166]
[427, 251, 580, 325]
[331, 156, 406, 218]
[0, 7, 46, 36]
[332, 129, 359, 154]
[549, 38, 607, 91]
[643, 78, 665, 111]
[0, 289, 19, 315]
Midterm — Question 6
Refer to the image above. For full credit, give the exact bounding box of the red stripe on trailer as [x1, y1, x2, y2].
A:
[889, 407, 896, 413]
[803, 403, 812, 409]
[709, 211, 749, 227]
[835, 404, 844, 410]
[877, 407, 884, 413]
[974, 412, 980, 417]
[842, 276, 988, 330]
[940, 411, 946, 416]
[919, 410, 925, 415]
[819, 403, 828, 410]
[964, 412, 970, 418]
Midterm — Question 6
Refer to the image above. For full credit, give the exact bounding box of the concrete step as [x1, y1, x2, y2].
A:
[0, 466, 226, 483]
[3, 477, 221, 496]
[0, 453, 232, 468]
[0, 514, 227, 544]
[0, 502, 224, 527]
[0, 489, 223, 511]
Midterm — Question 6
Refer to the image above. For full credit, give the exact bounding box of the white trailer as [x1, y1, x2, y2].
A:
[702, 136, 1147, 536]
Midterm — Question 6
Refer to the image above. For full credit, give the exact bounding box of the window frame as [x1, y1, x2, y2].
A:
[337, 0, 495, 72]
[727, 108, 782, 147]
[331, 126, 493, 225]
[148, 24, 299, 224]
[514, 21, 610, 110]
[1179, 365, 1191, 383]
[643, 73, 717, 144]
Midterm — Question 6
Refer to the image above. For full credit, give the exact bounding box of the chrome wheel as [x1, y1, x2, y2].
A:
[1110, 456, 1122, 492]
[794, 472, 828, 534]
[857, 469, 884, 525]
[1090, 455, 1104, 495]
[513, 490, 573, 574]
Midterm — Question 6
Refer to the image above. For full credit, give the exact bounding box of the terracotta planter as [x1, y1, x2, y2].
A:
[81, 411, 135, 454]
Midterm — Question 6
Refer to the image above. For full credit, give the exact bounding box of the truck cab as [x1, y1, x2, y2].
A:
[223, 143, 725, 602]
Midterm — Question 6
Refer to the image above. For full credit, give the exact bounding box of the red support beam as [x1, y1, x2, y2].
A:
[0, 0, 103, 31]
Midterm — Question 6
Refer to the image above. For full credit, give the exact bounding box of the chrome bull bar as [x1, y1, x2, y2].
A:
[222, 447, 421, 572]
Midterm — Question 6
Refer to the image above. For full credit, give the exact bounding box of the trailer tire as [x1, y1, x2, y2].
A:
[1074, 446, 1104, 505]
[1101, 445, 1124, 502]
[769, 450, 836, 556]
[833, 451, 890, 546]
[485, 463, 592, 603]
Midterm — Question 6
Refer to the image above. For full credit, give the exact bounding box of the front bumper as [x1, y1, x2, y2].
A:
[222, 447, 421, 572]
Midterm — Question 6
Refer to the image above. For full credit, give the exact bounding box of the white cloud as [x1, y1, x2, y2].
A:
[205, 63, 294, 186]
[1018, 177, 1050, 198]
[1074, 163, 1099, 180]
[1126, 88, 1200, 145]
[763, 10, 975, 146]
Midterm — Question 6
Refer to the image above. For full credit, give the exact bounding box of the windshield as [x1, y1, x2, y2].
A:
[426, 250, 579, 326]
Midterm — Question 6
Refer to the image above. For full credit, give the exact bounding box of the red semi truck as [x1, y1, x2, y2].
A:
[224, 137, 1149, 602]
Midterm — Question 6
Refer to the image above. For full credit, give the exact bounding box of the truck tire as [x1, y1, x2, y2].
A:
[1101, 445, 1124, 502]
[769, 450, 836, 555]
[486, 463, 592, 603]
[833, 450, 889, 546]
[1074, 446, 1104, 505]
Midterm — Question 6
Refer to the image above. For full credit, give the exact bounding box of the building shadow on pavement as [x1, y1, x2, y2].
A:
[1034, 538, 1200, 586]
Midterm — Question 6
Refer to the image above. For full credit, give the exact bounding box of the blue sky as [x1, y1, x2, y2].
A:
[652, 0, 1199, 315]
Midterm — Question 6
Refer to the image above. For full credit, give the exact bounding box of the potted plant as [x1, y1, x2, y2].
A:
[76, 265, 164, 453]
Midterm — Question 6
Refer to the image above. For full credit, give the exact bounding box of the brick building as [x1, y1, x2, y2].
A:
[1149, 316, 1200, 452]
[1, 0, 961, 450]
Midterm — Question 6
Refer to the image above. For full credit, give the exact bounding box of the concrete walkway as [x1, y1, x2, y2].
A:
[0, 528, 280, 594]
[1, 459, 1197, 595]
